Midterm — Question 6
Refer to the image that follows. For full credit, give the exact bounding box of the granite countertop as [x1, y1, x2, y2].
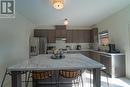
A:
[47, 49, 89, 54]
[88, 49, 125, 56]
[47, 49, 124, 56]
[8, 54, 104, 71]
[67, 49, 89, 52]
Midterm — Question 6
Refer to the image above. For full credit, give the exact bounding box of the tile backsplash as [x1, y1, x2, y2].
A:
[89, 43, 99, 50]
[48, 43, 90, 50]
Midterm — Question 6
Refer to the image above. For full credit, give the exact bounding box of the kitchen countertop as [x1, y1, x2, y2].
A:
[67, 49, 89, 52]
[47, 49, 125, 56]
[47, 49, 89, 54]
[8, 54, 104, 71]
[9, 54, 104, 87]
[88, 49, 125, 56]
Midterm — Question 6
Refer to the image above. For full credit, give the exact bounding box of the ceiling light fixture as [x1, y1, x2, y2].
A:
[52, 0, 64, 10]
[64, 18, 68, 25]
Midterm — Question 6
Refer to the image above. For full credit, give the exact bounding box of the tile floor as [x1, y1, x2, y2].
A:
[26, 70, 130, 87]
[82, 71, 130, 87]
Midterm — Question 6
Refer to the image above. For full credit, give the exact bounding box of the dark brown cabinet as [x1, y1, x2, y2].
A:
[90, 28, 98, 43]
[88, 51, 100, 62]
[72, 30, 90, 43]
[34, 29, 92, 43]
[48, 30, 56, 43]
[100, 54, 111, 76]
[34, 29, 55, 43]
[55, 29, 66, 38]
[66, 30, 73, 43]
[78, 30, 84, 43]
[34, 29, 48, 37]
[88, 51, 125, 77]
[55, 25, 66, 38]
[84, 30, 90, 42]
[72, 30, 79, 43]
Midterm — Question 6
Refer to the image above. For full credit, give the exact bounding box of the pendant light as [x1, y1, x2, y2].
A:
[52, 0, 64, 10]
[64, 18, 68, 25]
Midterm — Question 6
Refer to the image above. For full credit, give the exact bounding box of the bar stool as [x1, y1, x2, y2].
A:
[31, 71, 53, 87]
[1, 69, 27, 87]
[59, 70, 84, 87]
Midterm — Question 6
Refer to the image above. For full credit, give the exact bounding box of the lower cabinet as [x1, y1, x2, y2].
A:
[89, 51, 125, 78]
[88, 51, 100, 62]
[100, 54, 111, 76]
[68, 50, 125, 78]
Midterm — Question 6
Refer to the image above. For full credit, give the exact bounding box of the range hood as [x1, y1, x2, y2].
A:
[56, 38, 66, 41]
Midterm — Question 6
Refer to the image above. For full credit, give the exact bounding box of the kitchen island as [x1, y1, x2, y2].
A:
[8, 54, 104, 87]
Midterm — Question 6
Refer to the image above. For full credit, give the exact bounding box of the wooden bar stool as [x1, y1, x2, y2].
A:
[59, 70, 84, 87]
[31, 71, 53, 87]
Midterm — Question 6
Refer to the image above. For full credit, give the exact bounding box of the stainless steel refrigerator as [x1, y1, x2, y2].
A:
[39, 37, 47, 54]
[29, 37, 47, 57]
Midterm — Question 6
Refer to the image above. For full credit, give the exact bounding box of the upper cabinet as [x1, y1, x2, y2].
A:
[33, 27, 97, 43]
[34, 29, 55, 43]
[55, 25, 66, 38]
[48, 30, 56, 43]
[66, 30, 73, 43]
[72, 30, 79, 43]
[34, 29, 48, 37]
[79, 30, 90, 43]
[66, 30, 91, 43]
[84, 30, 91, 42]
[55, 29, 66, 38]
[90, 28, 98, 43]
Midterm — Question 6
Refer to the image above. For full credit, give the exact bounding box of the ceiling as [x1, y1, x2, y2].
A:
[16, 0, 130, 26]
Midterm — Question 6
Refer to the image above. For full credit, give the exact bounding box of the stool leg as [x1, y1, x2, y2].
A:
[80, 70, 84, 87]
[106, 73, 109, 87]
[90, 70, 92, 87]
[25, 71, 31, 87]
[77, 77, 80, 87]
[51, 71, 53, 87]
[73, 79, 76, 87]
[25, 72, 28, 87]
[1, 69, 8, 87]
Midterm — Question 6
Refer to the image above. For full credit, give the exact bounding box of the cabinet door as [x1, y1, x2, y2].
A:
[84, 30, 90, 43]
[48, 30, 56, 43]
[90, 28, 98, 43]
[100, 55, 111, 76]
[88, 51, 100, 62]
[72, 30, 79, 43]
[93, 28, 98, 43]
[89, 51, 95, 59]
[90, 30, 94, 43]
[56, 29, 66, 38]
[34, 29, 48, 37]
[72, 30, 91, 43]
[60, 29, 66, 37]
[94, 52, 100, 62]
[66, 30, 73, 43]
[78, 30, 84, 43]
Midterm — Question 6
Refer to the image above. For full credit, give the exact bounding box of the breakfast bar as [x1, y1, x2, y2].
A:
[8, 54, 104, 87]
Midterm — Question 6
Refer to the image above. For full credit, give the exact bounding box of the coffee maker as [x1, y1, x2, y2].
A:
[76, 45, 81, 50]
[108, 44, 120, 53]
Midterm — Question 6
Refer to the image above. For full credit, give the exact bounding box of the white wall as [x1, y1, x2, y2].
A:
[0, 13, 34, 86]
[97, 5, 130, 78]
